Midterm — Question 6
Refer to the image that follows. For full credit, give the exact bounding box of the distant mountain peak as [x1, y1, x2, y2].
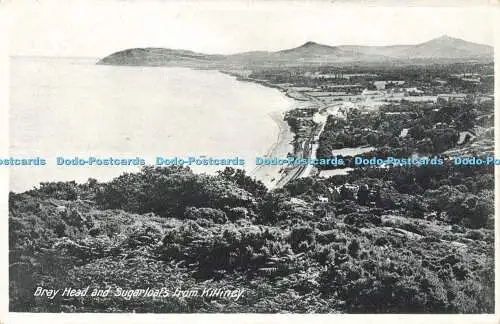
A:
[293, 41, 337, 50]
[435, 34, 454, 40]
[405, 34, 493, 59]
[301, 41, 320, 47]
[424, 34, 473, 45]
[276, 40, 337, 56]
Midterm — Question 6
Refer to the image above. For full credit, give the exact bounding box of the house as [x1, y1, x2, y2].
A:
[403, 87, 424, 96]
[373, 80, 405, 90]
[318, 196, 329, 203]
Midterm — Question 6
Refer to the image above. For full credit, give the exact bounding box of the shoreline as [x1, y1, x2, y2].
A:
[222, 71, 320, 188]
[250, 110, 294, 189]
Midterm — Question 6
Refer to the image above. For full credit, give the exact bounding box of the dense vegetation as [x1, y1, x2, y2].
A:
[10, 163, 494, 313]
[249, 63, 494, 94]
[317, 97, 494, 162]
[317, 97, 494, 169]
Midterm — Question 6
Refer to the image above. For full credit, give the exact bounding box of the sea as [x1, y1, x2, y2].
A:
[9, 56, 294, 192]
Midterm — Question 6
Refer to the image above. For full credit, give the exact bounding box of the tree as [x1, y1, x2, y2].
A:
[217, 167, 267, 197]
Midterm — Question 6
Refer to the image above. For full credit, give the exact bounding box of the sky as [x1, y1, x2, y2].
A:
[6, 0, 497, 58]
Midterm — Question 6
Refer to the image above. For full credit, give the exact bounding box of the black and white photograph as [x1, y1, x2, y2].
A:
[3, 0, 497, 318]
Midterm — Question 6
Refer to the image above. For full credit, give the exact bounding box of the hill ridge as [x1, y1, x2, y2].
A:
[98, 36, 493, 67]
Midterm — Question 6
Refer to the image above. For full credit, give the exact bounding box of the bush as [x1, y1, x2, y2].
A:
[96, 166, 256, 217]
[184, 207, 228, 224]
[289, 225, 315, 253]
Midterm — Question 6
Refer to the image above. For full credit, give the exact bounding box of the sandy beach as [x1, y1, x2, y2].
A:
[250, 110, 294, 189]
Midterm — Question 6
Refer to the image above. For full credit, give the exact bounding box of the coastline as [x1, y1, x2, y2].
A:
[222, 71, 319, 188]
[250, 110, 294, 189]
[222, 72, 311, 189]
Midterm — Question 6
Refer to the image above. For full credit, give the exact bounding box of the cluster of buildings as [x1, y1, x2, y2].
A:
[300, 68, 493, 102]
[303, 71, 378, 80]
